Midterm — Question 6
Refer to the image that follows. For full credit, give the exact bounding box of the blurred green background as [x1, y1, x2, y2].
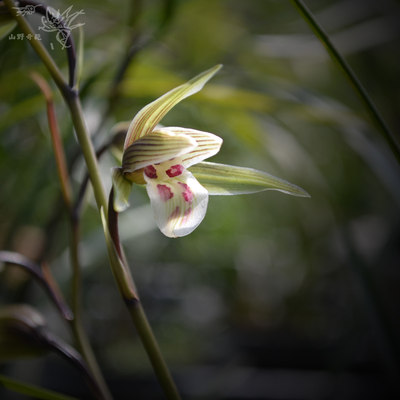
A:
[1, 0, 400, 398]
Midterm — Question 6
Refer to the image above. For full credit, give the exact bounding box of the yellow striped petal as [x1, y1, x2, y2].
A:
[123, 64, 222, 149]
[153, 127, 222, 168]
[122, 130, 197, 173]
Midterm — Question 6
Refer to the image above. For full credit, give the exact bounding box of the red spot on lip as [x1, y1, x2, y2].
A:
[166, 164, 184, 177]
[178, 182, 194, 203]
[157, 184, 173, 201]
[144, 165, 157, 179]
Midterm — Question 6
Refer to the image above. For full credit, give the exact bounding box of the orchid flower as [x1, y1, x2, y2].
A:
[112, 65, 309, 238]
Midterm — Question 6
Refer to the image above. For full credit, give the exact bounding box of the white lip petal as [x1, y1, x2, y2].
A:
[144, 170, 209, 238]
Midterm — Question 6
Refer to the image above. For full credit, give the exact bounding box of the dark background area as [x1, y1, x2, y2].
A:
[1, 0, 400, 398]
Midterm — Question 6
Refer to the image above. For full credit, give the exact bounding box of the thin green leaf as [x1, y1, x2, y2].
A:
[190, 161, 310, 197]
[0, 374, 78, 400]
[124, 64, 222, 148]
[290, 0, 400, 164]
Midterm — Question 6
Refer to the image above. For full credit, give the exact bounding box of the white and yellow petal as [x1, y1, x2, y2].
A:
[122, 130, 197, 173]
[153, 127, 222, 168]
[123, 64, 222, 149]
[144, 168, 209, 238]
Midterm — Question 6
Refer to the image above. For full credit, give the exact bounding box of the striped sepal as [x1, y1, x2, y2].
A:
[123, 64, 222, 149]
[190, 162, 310, 197]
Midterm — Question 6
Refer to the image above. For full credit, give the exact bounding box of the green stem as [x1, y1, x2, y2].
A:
[290, 0, 400, 164]
[65, 91, 108, 211]
[127, 301, 182, 400]
[106, 191, 181, 400]
[67, 67, 181, 400]
[5, 1, 181, 398]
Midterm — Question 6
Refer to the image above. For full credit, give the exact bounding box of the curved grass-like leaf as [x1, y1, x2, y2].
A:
[190, 161, 310, 197]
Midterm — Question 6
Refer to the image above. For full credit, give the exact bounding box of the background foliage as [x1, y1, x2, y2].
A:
[1, 0, 400, 398]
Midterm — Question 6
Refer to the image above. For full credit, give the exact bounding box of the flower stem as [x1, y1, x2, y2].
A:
[65, 90, 108, 211]
[5, 1, 181, 398]
[66, 59, 181, 400]
[290, 0, 400, 164]
[127, 300, 182, 400]
[106, 191, 181, 400]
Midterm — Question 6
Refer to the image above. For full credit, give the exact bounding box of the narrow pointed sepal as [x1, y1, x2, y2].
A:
[112, 168, 132, 213]
[190, 162, 310, 197]
[124, 64, 223, 148]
